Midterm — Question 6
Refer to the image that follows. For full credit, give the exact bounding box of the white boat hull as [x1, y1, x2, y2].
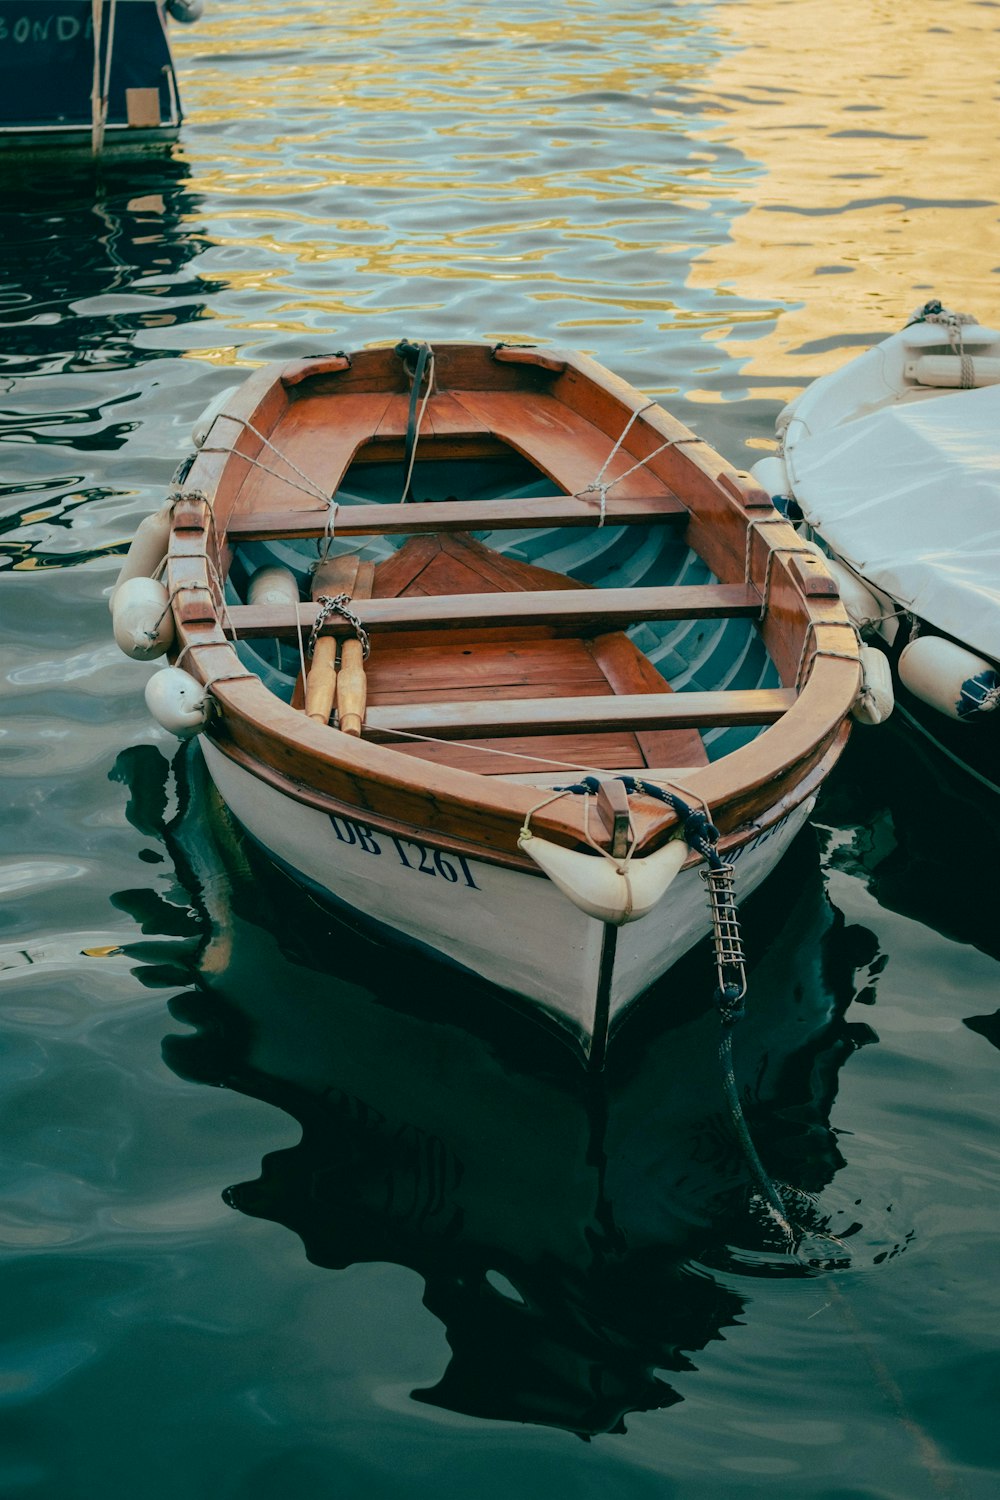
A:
[199, 739, 813, 1050]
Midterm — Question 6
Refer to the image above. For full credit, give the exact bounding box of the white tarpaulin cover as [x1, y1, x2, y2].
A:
[785, 384, 1000, 661]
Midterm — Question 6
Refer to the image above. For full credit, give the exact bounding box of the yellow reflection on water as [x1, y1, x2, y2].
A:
[688, 0, 1000, 390]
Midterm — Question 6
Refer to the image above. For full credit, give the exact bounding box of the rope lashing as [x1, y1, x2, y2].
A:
[200, 415, 333, 506]
[743, 513, 788, 584]
[907, 299, 978, 387]
[574, 402, 703, 526]
[308, 594, 371, 661]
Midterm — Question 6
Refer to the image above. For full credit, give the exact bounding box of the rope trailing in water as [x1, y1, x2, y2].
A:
[556, 773, 796, 1245]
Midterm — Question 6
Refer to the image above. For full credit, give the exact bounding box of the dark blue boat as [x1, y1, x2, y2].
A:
[0, 0, 201, 154]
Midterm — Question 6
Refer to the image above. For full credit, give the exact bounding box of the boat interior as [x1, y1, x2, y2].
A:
[214, 348, 781, 785]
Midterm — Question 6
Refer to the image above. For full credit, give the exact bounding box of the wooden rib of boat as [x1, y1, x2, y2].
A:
[123, 340, 861, 1057]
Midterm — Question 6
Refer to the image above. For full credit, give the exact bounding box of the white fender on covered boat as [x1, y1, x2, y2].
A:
[517, 832, 689, 925]
[145, 667, 211, 739]
[112, 576, 174, 661]
[749, 454, 790, 503]
[247, 567, 301, 607]
[824, 558, 886, 633]
[898, 635, 1000, 721]
[853, 644, 895, 725]
[109, 504, 171, 611]
[797, 539, 886, 633]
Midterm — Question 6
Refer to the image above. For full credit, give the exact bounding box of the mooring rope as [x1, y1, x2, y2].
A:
[90, 0, 118, 156]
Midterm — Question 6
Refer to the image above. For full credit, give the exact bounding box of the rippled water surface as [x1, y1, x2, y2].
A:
[1, 3, 998, 1498]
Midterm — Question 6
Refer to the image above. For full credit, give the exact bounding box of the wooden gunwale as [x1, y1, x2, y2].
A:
[169, 342, 859, 861]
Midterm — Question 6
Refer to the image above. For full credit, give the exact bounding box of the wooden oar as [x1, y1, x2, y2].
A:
[304, 555, 361, 725]
[335, 558, 375, 736]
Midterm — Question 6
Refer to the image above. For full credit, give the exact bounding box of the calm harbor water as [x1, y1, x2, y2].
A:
[1, 3, 998, 1497]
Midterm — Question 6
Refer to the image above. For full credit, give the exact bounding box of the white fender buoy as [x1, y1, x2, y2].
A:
[898, 635, 1000, 721]
[109, 504, 171, 611]
[145, 667, 211, 739]
[749, 454, 790, 503]
[112, 576, 174, 661]
[798, 541, 885, 632]
[247, 566, 300, 607]
[823, 558, 885, 633]
[852, 644, 895, 725]
[517, 832, 688, 924]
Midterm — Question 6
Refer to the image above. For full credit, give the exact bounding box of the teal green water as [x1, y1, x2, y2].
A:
[1, 3, 998, 1497]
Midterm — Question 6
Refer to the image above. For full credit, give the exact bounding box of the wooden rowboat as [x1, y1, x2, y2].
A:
[118, 340, 861, 1058]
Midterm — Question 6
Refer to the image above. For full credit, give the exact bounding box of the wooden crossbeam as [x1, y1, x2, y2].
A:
[362, 688, 796, 741]
[225, 583, 761, 639]
[226, 491, 688, 540]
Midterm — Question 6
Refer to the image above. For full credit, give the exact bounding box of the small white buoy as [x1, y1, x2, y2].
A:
[247, 566, 300, 607]
[109, 504, 171, 611]
[749, 454, 790, 503]
[823, 558, 886, 633]
[112, 576, 174, 661]
[898, 635, 1000, 721]
[518, 832, 688, 924]
[145, 667, 211, 739]
[852, 644, 895, 725]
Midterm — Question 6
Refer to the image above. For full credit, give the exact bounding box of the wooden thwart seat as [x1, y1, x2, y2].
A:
[226, 582, 762, 640]
[225, 491, 689, 540]
[363, 688, 796, 741]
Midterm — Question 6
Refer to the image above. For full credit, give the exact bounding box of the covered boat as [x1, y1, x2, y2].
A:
[755, 302, 1000, 790]
[114, 339, 861, 1058]
[0, 0, 201, 156]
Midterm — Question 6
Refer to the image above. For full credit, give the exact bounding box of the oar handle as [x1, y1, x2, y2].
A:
[337, 638, 367, 736]
[305, 637, 337, 723]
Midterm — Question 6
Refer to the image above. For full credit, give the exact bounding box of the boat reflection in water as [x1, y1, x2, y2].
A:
[113, 743, 881, 1437]
[821, 722, 1000, 1054]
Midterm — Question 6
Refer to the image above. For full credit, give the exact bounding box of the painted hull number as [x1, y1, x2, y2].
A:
[329, 815, 479, 890]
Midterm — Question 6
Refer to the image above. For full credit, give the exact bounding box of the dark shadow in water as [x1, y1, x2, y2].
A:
[110, 743, 881, 1437]
[0, 152, 225, 573]
[0, 153, 218, 375]
[819, 719, 1000, 1048]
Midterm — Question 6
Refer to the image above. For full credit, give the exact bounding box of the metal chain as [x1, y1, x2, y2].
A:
[308, 593, 371, 660]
